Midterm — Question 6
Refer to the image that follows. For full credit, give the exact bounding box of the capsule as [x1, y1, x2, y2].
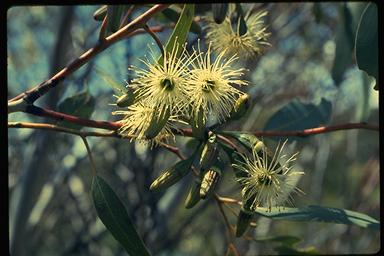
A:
[199, 166, 221, 199]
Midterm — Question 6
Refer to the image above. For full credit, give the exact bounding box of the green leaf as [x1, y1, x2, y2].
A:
[158, 4, 194, 65]
[92, 176, 151, 256]
[263, 98, 332, 139]
[57, 91, 95, 130]
[331, 4, 354, 85]
[274, 245, 319, 255]
[331, 3, 366, 86]
[106, 5, 129, 33]
[253, 205, 380, 230]
[355, 3, 378, 90]
[253, 235, 301, 247]
[161, 6, 201, 34]
[95, 67, 126, 93]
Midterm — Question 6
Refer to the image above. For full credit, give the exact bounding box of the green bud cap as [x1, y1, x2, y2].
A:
[199, 166, 221, 199]
[212, 3, 229, 24]
[185, 179, 201, 209]
[235, 208, 253, 237]
[190, 107, 206, 140]
[150, 157, 194, 193]
[200, 132, 219, 170]
[116, 87, 136, 107]
[229, 94, 251, 120]
[145, 107, 171, 139]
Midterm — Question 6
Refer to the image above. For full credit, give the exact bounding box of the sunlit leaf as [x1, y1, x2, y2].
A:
[254, 205, 380, 230]
[158, 4, 194, 65]
[92, 176, 151, 256]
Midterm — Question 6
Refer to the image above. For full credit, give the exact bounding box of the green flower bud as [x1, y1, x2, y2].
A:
[185, 179, 201, 209]
[190, 107, 206, 140]
[229, 94, 251, 120]
[150, 156, 194, 192]
[199, 166, 221, 199]
[116, 87, 136, 107]
[212, 3, 229, 24]
[145, 107, 171, 139]
[200, 132, 219, 171]
[235, 208, 253, 237]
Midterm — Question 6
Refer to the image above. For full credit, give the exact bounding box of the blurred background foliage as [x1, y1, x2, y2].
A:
[8, 3, 379, 256]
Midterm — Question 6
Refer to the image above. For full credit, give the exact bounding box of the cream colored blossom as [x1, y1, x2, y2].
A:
[232, 140, 304, 211]
[112, 102, 178, 146]
[187, 42, 248, 123]
[129, 42, 196, 115]
[206, 9, 271, 60]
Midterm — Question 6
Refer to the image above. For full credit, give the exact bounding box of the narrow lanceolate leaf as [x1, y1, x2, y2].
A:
[355, 3, 378, 89]
[158, 4, 194, 65]
[92, 176, 151, 256]
[253, 205, 380, 230]
[161, 6, 201, 34]
[106, 5, 129, 33]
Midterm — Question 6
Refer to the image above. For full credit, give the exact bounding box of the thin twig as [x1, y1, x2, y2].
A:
[144, 24, 165, 57]
[252, 122, 379, 137]
[8, 4, 170, 104]
[80, 136, 97, 176]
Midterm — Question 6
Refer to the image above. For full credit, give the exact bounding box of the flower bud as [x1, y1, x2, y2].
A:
[116, 87, 136, 107]
[185, 179, 201, 209]
[150, 156, 194, 192]
[229, 94, 251, 120]
[212, 3, 229, 24]
[145, 107, 171, 139]
[190, 107, 206, 140]
[199, 166, 221, 199]
[235, 208, 253, 237]
[200, 132, 219, 170]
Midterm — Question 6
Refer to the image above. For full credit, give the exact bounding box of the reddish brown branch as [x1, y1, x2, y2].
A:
[24, 105, 121, 130]
[252, 123, 379, 137]
[8, 4, 170, 104]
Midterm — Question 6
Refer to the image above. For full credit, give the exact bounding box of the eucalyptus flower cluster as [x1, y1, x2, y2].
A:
[113, 41, 248, 145]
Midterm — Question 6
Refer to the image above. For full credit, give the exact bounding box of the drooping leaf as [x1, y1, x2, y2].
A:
[158, 4, 194, 65]
[92, 176, 151, 256]
[57, 91, 95, 130]
[106, 5, 129, 33]
[253, 205, 380, 230]
[95, 67, 126, 93]
[161, 6, 201, 34]
[331, 3, 367, 86]
[263, 98, 332, 139]
[355, 3, 378, 90]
